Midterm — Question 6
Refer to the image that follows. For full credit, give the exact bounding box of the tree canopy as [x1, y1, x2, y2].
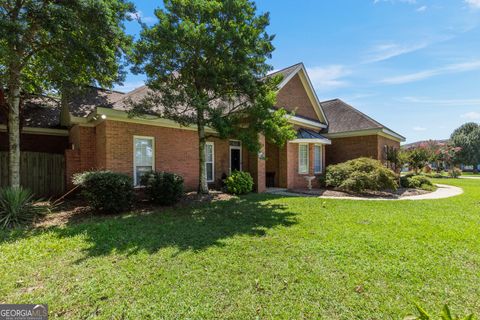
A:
[451, 122, 480, 169]
[1, 0, 135, 187]
[132, 0, 296, 193]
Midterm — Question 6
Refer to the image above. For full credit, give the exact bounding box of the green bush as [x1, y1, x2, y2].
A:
[450, 168, 462, 178]
[400, 175, 435, 191]
[140, 171, 184, 205]
[325, 157, 398, 193]
[73, 171, 134, 213]
[225, 171, 254, 195]
[0, 187, 51, 229]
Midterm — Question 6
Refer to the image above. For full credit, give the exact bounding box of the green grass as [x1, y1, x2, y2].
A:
[462, 171, 479, 176]
[1, 179, 480, 319]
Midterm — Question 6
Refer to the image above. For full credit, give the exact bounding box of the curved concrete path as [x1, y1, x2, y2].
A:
[267, 184, 463, 201]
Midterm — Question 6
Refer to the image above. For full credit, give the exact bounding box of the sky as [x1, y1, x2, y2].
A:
[115, 0, 480, 144]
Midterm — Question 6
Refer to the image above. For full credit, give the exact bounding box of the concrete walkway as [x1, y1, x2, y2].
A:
[266, 184, 463, 201]
[460, 176, 480, 179]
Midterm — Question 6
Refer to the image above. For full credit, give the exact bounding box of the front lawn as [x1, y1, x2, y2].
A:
[1, 179, 479, 318]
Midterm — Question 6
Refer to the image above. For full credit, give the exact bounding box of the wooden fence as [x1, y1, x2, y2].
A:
[0, 151, 65, 197]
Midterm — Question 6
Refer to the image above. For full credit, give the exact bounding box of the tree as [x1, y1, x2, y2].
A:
[436, 144, 462, 177]
[0, 0, 134, 188]
[407, 147, 431, 174]
[451, 122, 480, 173]
[132, 0, 296, 194]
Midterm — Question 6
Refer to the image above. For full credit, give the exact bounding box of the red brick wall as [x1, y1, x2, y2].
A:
[95, 121, 107, 169]
[377, 136, 401, 163]
[64, 120, 269, 192]
[276, 74, 319, 121]
[326, 135, 379, 166]
[276, 142, 325, 190]
[0, 132, 68, 154]
[325, 134, 401, 166]
[265, 141, 280, 186]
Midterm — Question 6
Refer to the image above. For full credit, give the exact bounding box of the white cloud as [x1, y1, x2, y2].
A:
[416, 5, 428, 12]
[307, 65, 352, 91]
[465, 0, 480, 9]
[381, 59, 480, 84]
[413, 126, 427, 131]
[364, 42, 429, 63]
[127, 11, 156, 24]
[461, 111, 480, 120]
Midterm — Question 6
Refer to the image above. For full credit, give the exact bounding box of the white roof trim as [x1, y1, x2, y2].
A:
[325, 128, 405, 142]
[0, 125, 69, 136]
[290, 138, 331, 145]
[381, 128, 406, 142]
[289, 115, 327, 129]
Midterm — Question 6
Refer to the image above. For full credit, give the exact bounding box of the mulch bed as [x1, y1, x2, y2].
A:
[288, 187, 431, 199]
[35, 191, 237, 228]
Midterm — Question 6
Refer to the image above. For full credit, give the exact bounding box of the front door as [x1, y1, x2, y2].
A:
[230, 141, 242, 173]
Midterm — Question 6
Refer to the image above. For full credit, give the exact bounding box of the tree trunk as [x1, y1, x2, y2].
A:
[7, 71, 21, 188]
[197, 110, 209, 194]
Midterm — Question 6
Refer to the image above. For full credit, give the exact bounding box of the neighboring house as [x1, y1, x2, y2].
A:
[0, 63, 405, 194]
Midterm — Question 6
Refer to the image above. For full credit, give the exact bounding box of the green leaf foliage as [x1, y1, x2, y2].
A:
[406, 303, 475, 320]
[0, 187, 51, 229]
[73, 171, 134, 213]
[451, 123, 480, 168]
[140, 171, 185, 205]
[225, 171, 254, 195]
[0, 0, 134, 95]
[400, 175, 435, 191]
[131, 0, 296, 153]
[326, 157, 398, 193]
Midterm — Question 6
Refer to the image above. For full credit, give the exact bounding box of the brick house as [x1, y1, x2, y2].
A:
[0, 63, 405, 194]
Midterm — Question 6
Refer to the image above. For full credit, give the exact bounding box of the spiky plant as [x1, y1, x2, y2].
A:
[0, 187, 51, 229]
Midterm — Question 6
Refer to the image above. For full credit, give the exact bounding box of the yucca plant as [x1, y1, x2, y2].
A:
[0, 187, 51, 229]
[405, 304, 475, 320]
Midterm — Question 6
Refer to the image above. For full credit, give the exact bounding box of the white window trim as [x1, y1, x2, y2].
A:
[133, 136, 155, 186]
[206, 142, 215, 183]
[314, 144, 323, 174]
[298, 143, 309, 174]
[229, 140, 242, 174]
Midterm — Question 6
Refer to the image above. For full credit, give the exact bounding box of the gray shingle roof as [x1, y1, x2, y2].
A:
[0, 95, 63, 128]
[68, 87, 125, 117]
[297, 128, 328, 140]
[321, 99, 404, 141]
[0, 87, 125, 128]
[321, 99, 384, 133]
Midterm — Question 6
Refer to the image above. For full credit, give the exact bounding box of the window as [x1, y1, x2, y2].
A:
[205, 142, 214, 182]
[298, 144, 309, 174]
[134, 136, 154, 186]
[314, 145, 323, 174]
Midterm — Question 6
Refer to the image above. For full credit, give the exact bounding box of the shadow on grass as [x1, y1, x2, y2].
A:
[6, 194, 297, 262]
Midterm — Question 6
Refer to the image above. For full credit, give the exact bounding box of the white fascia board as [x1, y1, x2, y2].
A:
[290, 138, 332, 145]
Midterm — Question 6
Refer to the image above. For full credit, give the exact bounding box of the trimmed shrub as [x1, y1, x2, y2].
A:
[140, 171, 184, 205]
[73, 171, 134, 213]
[0, 187, 51, 229]
[225, 171, 254, 195]
[317, 174, 327, 188]
[400, 175, 435, 191]
[325, 157, 398, 193]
